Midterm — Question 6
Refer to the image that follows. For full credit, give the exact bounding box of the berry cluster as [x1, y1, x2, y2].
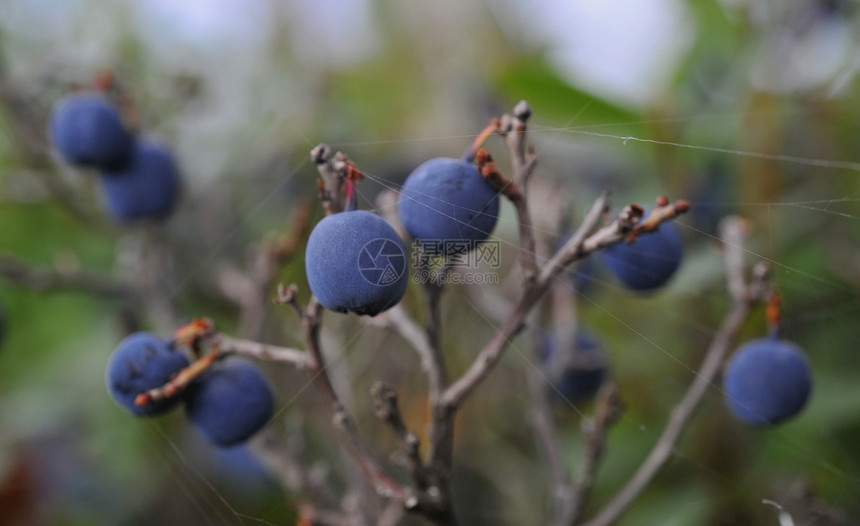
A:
[106, 332, 274, 447]
[50, 88, 179, 222]
[305, 151, 500, 317]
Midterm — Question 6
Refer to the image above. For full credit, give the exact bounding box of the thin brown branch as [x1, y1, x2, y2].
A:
[0, 252, 134, 297]
[236, 200, 312, 339]
[372, 381, 429, 490]
[371, 304, 443, 411]
[300, 297, 413, 506]
[312, 143, 345, 215]
[443, 193, 688, 409]
[135, 349, 221, 407]
[581, 215, 769, 526]
[250, 426, 340, 511]
[476, 148, 537, 283]
[498, 100, 538, 188]
[526, 355, 569, 519]
[214, 333, 314, 369]
[560, 383, 623, 526]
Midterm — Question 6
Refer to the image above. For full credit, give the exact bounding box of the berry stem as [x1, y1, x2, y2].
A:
[463, 119, 501, 162]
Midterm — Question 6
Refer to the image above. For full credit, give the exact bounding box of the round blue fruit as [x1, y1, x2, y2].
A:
[599, 218, 683, 292]
[185, 360, 274, 447]
[305, 210, 408, 316]
[106, 332, 190, 416]
[542, 332, 608, 402]
[724, 337, 812, 426]
[49, 92, 133, 170]
[399, 158, 499, 255]
[101, 140, 180, 221]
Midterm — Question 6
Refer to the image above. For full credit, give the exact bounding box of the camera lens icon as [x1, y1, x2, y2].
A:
[358, 238, 406, 286]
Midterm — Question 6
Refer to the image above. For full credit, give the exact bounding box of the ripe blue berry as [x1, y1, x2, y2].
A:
[599, 218, 683, 292]
[542, 332, 608, 402]
[305, 210, 408, 316]
[724, 337, 812, 426]
[101, 141, 180, 221]
[399, 158, 499, 255]
[106, 333, 190, 416]
[49, 93, 133, 170]
[185, 360, 274, 447]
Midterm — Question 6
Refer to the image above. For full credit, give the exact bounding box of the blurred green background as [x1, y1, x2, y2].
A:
[0, 0, 859, 525]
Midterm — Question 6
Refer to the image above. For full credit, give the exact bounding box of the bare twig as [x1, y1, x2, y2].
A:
[371, 304, 442, 409]
[312, 144, 343, 215]
[214, 333, 314, 369]
[526, 355, 569, 519]
[0, 252, 134, 297]
[298, 297, 413, 506]
[236, 201, 311, 338]
[476, 148, 538, 283]
[560, 383, 623, 525]
[135, 349, 222, 407]
[581, 216, 771, 526]
[498, 100, 538, 188]
[372, 381, 429, 490]
[250, 425, 340, 508]
[443, 194, 688, 409]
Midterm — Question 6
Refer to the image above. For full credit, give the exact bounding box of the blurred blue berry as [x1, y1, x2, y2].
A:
[724, 337, 812, 426]
[106, 332, 189, 416]
[599, 215, 683, 292]
[101, 140, 180, 221]
[185, 360, 274, 447]
[50, 93, 133, 170]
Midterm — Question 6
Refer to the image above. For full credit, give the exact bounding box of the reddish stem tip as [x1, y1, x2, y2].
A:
[134, 393, 151, 407]
[675, 200, 690, 213]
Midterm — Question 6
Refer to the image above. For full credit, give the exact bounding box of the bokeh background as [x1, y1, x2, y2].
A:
[1, 0, 859, 525]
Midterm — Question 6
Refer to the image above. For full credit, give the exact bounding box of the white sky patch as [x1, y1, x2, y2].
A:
[136, 0, 273, 52]
[495, 0, 697, 109]
[282, 0, 381, 69]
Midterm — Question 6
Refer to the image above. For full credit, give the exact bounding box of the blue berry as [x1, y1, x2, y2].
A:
[49, 92, 133, 170]
[185, 360, 274, 447]
[398, 158, 499, 255]
[724, 337, 812, 426]
[542, 332, 608, 402]
[101, 140, 180, 221]
[598, 216, 683, 292]
[305, 210, 408, 316]
[106, 332, 189, 416]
